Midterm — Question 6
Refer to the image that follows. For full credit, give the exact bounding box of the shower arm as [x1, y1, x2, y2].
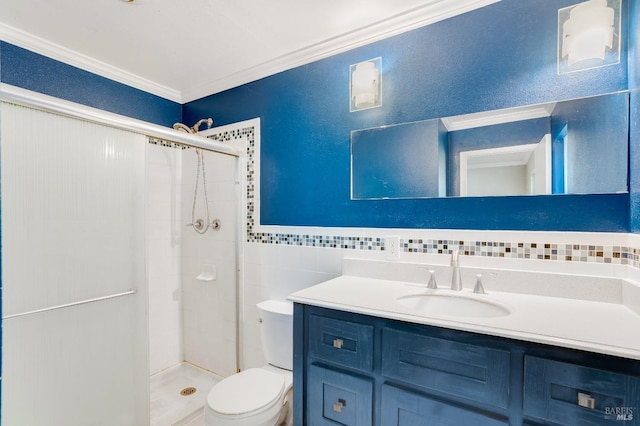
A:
[172, 118, 213, 134]
[172, 122, 194, 133]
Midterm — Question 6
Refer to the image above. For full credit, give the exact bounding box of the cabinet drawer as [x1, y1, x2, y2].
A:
[524, 356, 640, 425]
[308, 314, 374, 372]
[381, 327, 510, 409]
[308, 363, 373, 425]
[381, 385, 508, 425]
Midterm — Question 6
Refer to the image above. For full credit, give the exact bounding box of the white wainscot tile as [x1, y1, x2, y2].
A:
[242, 341, 266, 371]
[244, 282, 265, 308]
[243, 242, 264, 265]
[281, 245, 319, 271]
[243, 263, 263, 287]
[317, 246, 344, 275]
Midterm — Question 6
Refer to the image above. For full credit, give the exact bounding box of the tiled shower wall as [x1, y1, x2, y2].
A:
[147, 140, 238, 378]
[203, 122, 640, 370]
[181, 147, 238, 378]
[147, 142, 183, 374]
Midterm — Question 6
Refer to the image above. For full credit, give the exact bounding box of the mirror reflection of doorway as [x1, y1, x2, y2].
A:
[460, 134, 551, 197]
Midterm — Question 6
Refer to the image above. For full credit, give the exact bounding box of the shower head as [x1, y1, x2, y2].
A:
[191, 118, 213, 133]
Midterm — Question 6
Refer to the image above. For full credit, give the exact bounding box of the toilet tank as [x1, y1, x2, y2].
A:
[257, 300, 293, 370]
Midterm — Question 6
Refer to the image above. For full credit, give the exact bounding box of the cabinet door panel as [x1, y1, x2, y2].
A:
[309, 314, 374, 372]
[308, 363, 373, 425]
[524, 356, 640, 425]
[382, 327, 510, 409]
[381, 385, 508, 426]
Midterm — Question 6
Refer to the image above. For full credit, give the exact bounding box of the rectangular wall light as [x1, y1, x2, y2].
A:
[350, 57, 382, 112]
[558, 0, 621, 74]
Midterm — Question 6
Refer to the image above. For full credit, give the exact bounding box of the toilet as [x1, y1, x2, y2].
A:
[205, 300, 294, 426]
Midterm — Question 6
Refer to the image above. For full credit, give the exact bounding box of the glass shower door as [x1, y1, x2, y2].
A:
[1, 102, 148, 425]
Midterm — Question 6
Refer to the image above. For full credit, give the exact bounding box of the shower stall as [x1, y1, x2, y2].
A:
[147, 132, 241, 425]
[0, 86, 243, 425]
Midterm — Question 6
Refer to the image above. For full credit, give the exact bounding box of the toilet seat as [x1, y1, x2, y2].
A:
[207, 368, 285, 419]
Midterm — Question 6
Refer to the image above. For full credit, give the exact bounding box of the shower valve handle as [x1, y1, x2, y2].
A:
[185, 218, 221, 232]
[186, 219, 207, 231]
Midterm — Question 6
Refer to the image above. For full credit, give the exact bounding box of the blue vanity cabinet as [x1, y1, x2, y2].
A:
[381, 327, 511, 410]
[305, 313, 375, 425]
[293, 304, 640, 426]
[308, 313, 374, 373]
[381, 385, 509, 426]
[523, 356, 640, 425]
[296, 305, 513, 425]
[308, 363, 373, 425]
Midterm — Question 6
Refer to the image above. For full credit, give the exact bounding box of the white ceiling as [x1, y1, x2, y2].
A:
[0, 0, 499, 104]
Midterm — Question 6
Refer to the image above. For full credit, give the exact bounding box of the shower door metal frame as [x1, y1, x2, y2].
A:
[0, 83, 242, 158]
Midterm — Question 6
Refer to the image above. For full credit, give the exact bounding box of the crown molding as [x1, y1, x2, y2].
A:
[0, 23, 183, 103]
[182, 0, 501, 102]
[1, 0, 499, 104]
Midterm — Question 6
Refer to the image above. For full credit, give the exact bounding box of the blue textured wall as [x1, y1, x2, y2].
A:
[351, 119, 442, 199]
[0, 42, 181, 127]
[184, 0, 631, 232]
[630, 0, 640, 232]
[551, 93, 629, 194]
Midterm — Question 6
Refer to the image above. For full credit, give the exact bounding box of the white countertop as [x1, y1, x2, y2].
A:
[288, 275, 640, 360]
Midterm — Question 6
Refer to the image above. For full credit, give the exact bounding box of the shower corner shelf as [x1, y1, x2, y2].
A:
[196, 264, 217, 281]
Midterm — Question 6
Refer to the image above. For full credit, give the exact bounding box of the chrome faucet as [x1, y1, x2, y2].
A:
[450, 250, 462, 291]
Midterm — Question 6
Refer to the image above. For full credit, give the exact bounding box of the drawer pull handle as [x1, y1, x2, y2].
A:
[333, 338, 344, 349]
[333, 398, 346, 413]
[578, 392, 595, 409]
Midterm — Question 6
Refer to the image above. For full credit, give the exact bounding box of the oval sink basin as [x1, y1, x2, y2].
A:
[396, 293, 510, 318]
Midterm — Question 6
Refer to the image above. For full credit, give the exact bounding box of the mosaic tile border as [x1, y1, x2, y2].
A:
[204, 126, 640, 268]
[401, 240, 634, 265]
[148, 137, 190, 150]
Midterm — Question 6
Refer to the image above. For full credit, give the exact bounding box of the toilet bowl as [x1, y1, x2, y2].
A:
[205, 365, 292, 426]
[205, 300, 293, 426]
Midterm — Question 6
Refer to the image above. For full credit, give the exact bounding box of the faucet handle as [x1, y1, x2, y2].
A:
[473, 272, 496, 294]
[419, 267, 438, 289]
[426, 269, 437, 289]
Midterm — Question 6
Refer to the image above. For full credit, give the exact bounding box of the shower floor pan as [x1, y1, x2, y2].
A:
[151, 362, 221, 426]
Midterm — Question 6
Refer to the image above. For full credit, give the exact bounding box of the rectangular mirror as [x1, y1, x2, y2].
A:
[351, 92, 629, 200]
